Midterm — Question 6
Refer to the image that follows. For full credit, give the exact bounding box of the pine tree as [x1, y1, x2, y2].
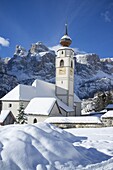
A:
[16, 102, 27, 124]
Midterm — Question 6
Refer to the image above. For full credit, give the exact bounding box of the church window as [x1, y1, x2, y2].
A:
[33, 118, 37, 123]
[62, 51, 63, 54]
[71, 61, 73, 68]
[9, 103, 12, 108]
[60, 60, 64, 67]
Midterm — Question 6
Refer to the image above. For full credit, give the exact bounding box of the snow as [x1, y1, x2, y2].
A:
[61, 34, 72, 40]
[66, 127, 113, 170]
[106, 104, 113, 109]
[32, 79, 55, 97]
[0, 123, 113, 170]
[25, 98, 56, 115]
[0, 84, 37, 101]
[56, 98, 74, 112]
[0, 110, 10, 123]
[101, 110, 113, 118]
[45, 116, 102, 124]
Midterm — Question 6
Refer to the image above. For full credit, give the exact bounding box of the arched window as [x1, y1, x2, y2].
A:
[62, 51, 63, 54]
[33, 118, 37, 123]
[60, 60, 64, 67]
[71, 61, 73, 68]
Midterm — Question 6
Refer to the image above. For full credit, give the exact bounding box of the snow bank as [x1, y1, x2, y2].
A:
[45, 116, 102, 124]
[0, 123, 112, 170]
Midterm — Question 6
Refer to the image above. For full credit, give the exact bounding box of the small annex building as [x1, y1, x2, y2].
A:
[101, 110, 113, 126]
[25, 98, 61, 123]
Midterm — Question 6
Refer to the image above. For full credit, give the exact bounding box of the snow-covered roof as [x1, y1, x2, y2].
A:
[60, 35, 72, 41]
[0, 110, 10, 123]
[32, 79, 55, 97]
[101, 111, 113, 118]
[0, 79, 81, 113]
[25, 98, 57, 115]
[56, 98, 74, 112]
[1, 84, 36, 101]
[106, 104, 113, 109]
[45, 116, 102, 124]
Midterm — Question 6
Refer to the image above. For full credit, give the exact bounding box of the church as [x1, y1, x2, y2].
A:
[0, 24, 81, 124]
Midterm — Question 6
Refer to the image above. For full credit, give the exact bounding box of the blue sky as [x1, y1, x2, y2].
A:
[0, 0, 113, 58]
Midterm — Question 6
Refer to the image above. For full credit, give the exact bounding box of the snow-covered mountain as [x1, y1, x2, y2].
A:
[0, 42, 113, 109]
[75, 53, 113, 99]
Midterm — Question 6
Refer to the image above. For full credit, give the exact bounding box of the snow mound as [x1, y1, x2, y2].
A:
[0, 123, 111, 170]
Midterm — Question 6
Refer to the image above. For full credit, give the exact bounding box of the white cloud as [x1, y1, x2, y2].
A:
[101, 11, 111, 23]
[0, 36, 10, 47]
[49, 45, 61, 54]
[49, 45, 86, 54]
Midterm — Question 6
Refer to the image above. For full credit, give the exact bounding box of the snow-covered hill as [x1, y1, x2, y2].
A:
[0, 123, 113, 170]
[0, 42, 113, 105]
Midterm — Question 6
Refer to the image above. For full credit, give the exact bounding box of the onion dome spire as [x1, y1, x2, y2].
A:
[60, 23, 72, 47]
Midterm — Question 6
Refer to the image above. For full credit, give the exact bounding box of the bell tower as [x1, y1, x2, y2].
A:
[56, 24, 74, 108]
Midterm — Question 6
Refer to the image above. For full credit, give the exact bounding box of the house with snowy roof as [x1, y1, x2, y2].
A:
[101, 110, 113, 126]
[0, 24, 81, 124]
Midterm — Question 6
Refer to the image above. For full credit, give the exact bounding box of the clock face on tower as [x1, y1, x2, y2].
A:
[59, 68, 66, 75]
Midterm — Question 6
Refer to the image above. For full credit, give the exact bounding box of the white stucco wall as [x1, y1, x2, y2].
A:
[2, 101, 29, 118]
[28, 115, 48, 124]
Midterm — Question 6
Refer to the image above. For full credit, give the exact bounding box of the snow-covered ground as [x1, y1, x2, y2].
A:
[0, 123, 113, 170]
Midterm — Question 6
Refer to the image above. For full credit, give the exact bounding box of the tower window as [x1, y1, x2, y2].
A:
[71, 61, 73, 68]
[33, 118, 37, 123]
[60, 60, 64, 67]
[9, 103, 12, 108]
[62, 51, 63, 54]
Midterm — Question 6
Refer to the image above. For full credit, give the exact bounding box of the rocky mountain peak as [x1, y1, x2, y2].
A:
[76, 53, 100, 65]
[14, 45, 27, 57]
[29, 42, 49, 54]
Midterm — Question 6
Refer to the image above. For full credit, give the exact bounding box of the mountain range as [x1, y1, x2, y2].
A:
[0, 42, 113, 112]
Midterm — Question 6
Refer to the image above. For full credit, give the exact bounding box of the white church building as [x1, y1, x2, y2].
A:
[0, 24, 81, 124]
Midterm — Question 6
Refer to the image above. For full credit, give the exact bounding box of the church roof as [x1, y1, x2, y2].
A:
[0, 84, 36, 101]
[0, 79, 80, 112]
[32, 79, 55, 97]
[56, 98, 74, 112]
[25, 98, 56, 115]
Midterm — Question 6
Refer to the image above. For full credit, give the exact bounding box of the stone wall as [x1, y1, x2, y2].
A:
[51, 123, 103, 129]
[101, 118, 113, 127]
